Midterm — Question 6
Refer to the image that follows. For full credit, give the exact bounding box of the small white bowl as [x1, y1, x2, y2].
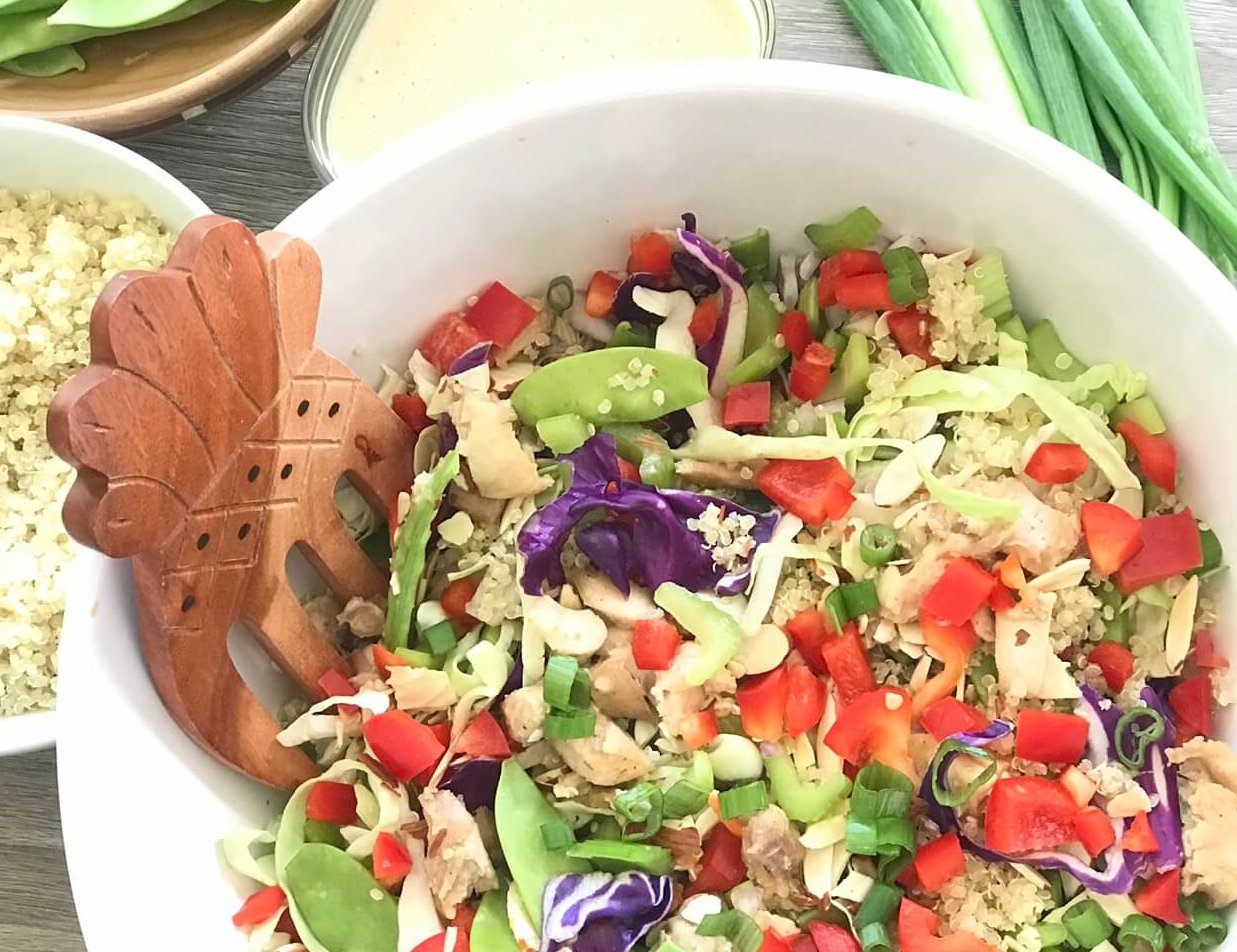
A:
[0, 117, 207, 758]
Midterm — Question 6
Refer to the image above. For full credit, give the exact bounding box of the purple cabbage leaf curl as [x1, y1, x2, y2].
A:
[679, 229, 748, 399]
[540, 871, 673, 952]
[517, 433, 779, 597]
[918, 718, 1138, 894]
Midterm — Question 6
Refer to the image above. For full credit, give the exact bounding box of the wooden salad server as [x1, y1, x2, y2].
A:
[48, 216, 414, 790]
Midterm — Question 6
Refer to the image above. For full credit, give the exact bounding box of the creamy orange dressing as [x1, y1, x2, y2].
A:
[325, 0, 762, 170]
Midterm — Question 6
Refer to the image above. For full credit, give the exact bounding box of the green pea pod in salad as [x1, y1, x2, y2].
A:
[471, 888, 521, 952]
[283, 844, 398, 952]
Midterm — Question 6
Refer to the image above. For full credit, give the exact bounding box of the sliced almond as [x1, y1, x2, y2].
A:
[874, 434, 947, 507]
[1165, 575, 1200, 672]
[1024, 558, 1092, 595]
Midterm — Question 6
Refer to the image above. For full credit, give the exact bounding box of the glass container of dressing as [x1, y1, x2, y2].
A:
[304, 0, 775, 181]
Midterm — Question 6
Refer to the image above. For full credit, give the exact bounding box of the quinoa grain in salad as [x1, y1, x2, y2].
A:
[224, 209, 1234, 952]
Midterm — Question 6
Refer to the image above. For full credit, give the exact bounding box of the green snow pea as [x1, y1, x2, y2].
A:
[729, 227, 771, 282]
[766, 754, 851, 824]
[607, 320, 654, 349]
[384, 450, 460, 650]
[302, 819, 347, 850]
[471, 888, 520, 952]
[495, 759, 590, 933]
[1027, 320, 1083, 382]
[638, 451, 676, 488]
[797, 275, 821, 336]
[49, 0, 277, 29]
[0, 0, 61, 14]
[743, 281, 781, 357]
[0, 0, 223, 62]
[727, 340, 787, 387]
[653, 583, 742, 686]
[536, 413, 593, 455]
[511, 347, 708, 426]
[566, 839, 674, 876]
[1, 45, 83, 76]
[1112, 394, 1166, 435]
[284, 844, 398, 952]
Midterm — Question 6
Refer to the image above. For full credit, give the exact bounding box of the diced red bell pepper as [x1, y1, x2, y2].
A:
[585, 270, 621, 318]
[632, 617, 683, 671]
[984, 777, 1079, 853]
[453, 903, 476, 937]
[921, 559, 996, 626]
[809, 921, 862, 952]
[738, 664, 790, 741]
[419, 312, 484, 375]
[317, 667, 359, 717]
[1169, 675, 1214, 740]
[1024, 442, 1089, 484]
[1134, 869, 1189, 926]
[391, 393, 433, 435]
[464, 281, 536, 349]
[690, 294, 722, 345]
[898, 899, 999, 952]
[1072, 806, 1117, 857]
[372, 831, 413, 890]
[756, 457, 855, 527]
[411, 931, 471, 952]
[1116, 509, 1203, 593]
[914, 832, 966, 891]
[785, 664, 828, 737]
[441, 575, 481, 634]
[820, 628, 877, 706]
[617, 456, 642, 483]
[723, 381, 772, 430]
[1116, 419, 1178, 493]
[987, 580, 1017, 613]
[790, 342, 836, 402]
[306, 780, 358, 825]
[913, 615, 977, 717]
[824, 686, 913, 776]
[372, 644, 411, 676]
[780, 310, 815, 358]
[886, 307, 938, 364]
[792, 937, 817, 952]
[1080, 501, 1144, 576]
[428, 722, 452, 747]
[920, 696, 989, 742]
[819, 249, 885, 308]
[1121, 812, 1161, 853]
[1058, 765, 1098, 808]
[680, 710, 721, 750]
[628, 231, 673, 277]
[363, 710, 446, 783]
[784, 608, 831, 676]
[1194, 630, 1229, 670]
[686, 824, 746, 896]
[455, 709, 512, 759]
[232, 885, 287, 929]
[836, 272, 894, 311]
[762, 928, 797, 952]
[1014, 709, 1089, 764]
[1088, 642, 1136, 693]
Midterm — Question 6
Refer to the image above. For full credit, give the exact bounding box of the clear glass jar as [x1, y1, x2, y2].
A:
[303, 0, 776, 181]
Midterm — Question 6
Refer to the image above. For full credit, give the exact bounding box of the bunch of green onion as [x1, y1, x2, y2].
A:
[837, 0, 1237, 279]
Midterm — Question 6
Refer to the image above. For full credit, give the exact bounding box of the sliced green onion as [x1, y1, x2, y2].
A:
[1037, 922, 1069, 949]
[766, 753, 851, 823]
[540, 818, 576, 851]
[825, 587, 849, 634]
[729, 228, 771, 282]
[856, 882, 902, 952]
[697, 910, 763, 952]
[841, 579, 880, 618]
[565, 839, 673, 875]
[860, 525, 899, 567]
[536, 413, 593, 455]
[393, 647, 435, 668]
[847, 764, 916, 878]
[1021, 0, 1104, 165]
[1115, 707, 1165, 769]
[1184, 895, 1228, 949]
[607, 320, 653, 349]
[1192, 524, 1224, 578]
[919, 0, 1026, 118]
[719, 781, 769, 820]
[546, 275, 575, 316]
[1118, 914, 1165, 952]
[881, 246, 928, 306]
[1097, 582, 1131, 645]
[805, 206, 882, 257]
[419, 619, 458, 657]
[614, 782, 664, 841]
[929, 740, 998, 807]
[544, 709, 596, 740]
[798, 276, 821, 336]
[1063, 899, 1114, 949]
[875, 0, 962, 91]
[663, 780, 709, 819]
[977, 0, 1055, 134]
[544, 655, 581, 710]
[965, 250, 1013, 322]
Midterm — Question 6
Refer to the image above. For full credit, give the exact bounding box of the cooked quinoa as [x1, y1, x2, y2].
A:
[0, 189, 171, 716]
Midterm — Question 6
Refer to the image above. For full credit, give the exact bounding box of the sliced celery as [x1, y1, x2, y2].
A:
[839, 333, 872, 408]
[727, 340, 787, 387]
[965, 250, 1013, 322]
[1112, 394, 1166, 435]
[805, 206, 882, 257]
[798, 276, 822, 336]
[1026, 320, 1083, 382]
[767, 754, 851, 823]
[997, 314, 1029, 344]
[744, 281, 782, 357]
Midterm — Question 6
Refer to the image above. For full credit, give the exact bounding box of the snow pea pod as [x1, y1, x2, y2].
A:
[50, 0, 277, 28]
[0, 0, 59, 14]
[511, 347, 708, 426]
[1, 45, 83, 76]
[284, 843, 398, 952]
[495, 759, 590, 934]
[0, 0, 221, 61]
[471, 888, 520, 952]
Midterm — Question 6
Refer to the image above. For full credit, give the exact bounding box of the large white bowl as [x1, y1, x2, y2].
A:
[0, 117, 207, 758]
[59, 61, 1237, 951]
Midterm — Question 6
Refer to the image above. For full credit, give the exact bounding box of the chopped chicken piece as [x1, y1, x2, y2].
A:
[449, 390, 548, 499]
[447, 483, 507, 528]
[337, 596, 385, 639]
[1169, 738, 1237, 906]
[553, 712, 652, 787]
[969, 478, 1080, 575]
[568, 568, 664, 627]
[590, 647, 656, 721]
[742, 805, 806, 902]
[651, 643, 708, 740]
[501, 686, 548, 745]
[418, 789, 498, 917]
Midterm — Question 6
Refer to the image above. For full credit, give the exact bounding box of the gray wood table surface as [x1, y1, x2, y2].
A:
[4, 1, 1237, 949]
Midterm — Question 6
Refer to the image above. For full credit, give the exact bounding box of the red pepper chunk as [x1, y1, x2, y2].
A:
[411, 931, 471, 952]
[785, 665, 827, 737]
[820, 628, 877, 706]
[886, 307, 939, 364]
[983, 777, 1079, 853]
[1116, 419, 1178, 493]
[784, 608, 832, 676]
[835, 272, 894, 311]
[441, 575, 481, 634]
[914, 832, 966, 891]
[391, 393, 433, 435]
[737, 664, 789, 741]
[1194, 631, 1229, 670]
[419, 312, 483, 375]
[723, 381, 772, 430]
[1134, 869, 1190, 925]
[789, 342, 836, 402]
[809, 921, 862, 952]
[232, 885, 287, 929]
[898, 899, 999, 952]
[1014, 709, 1089, 764]
[921, 558, 996, 626]
[306, 780, 358, 825]
[317, 667, 359, 717]
[690, 294, 722, 345]
[686, 824, 747, 896]
[455, 709, 511, 759]
[761, 930, 796, 952]
[1088, 642, 1135, 693]
[779, 310, 815, 358]
[1073, 807, 1117, 857]
[680, 710, 720, 750]
[1169, 675, 1214, 740]
[920, 696, 989, 741]
[1024, 442, 1089, 484]
[756, 457, 855, 526]
[628, 231, 674, 277]
[1080, 501, 1144, 576]
[819, 249, 885, 308]
[464, 281, 536, 349]
[585, 270, 621, 318]
[1121, 812, 1160, 853]
[1116, 510, 1203, 594]
[363, 710, 446, 783]
[372, 831, 413, 890]
[632, 617, 682, 671]
[824, 686, 913, 777]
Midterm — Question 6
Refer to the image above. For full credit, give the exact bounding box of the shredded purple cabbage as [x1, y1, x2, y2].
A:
[517, 434, 778, 597]
[439, 419, 459, 453]
[672, 250, 721, 300]
[612, 273, 668, 326]
[448, 341, 492, 376]
[540, 872, 673, 952]
[440, 757, 502, 812]
[678, 230, 747, 394]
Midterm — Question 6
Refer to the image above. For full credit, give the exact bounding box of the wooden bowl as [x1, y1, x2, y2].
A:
[0, 0, 337, 137]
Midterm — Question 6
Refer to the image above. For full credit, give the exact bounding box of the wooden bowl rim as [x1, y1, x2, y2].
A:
[0, 0, 338, 137]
